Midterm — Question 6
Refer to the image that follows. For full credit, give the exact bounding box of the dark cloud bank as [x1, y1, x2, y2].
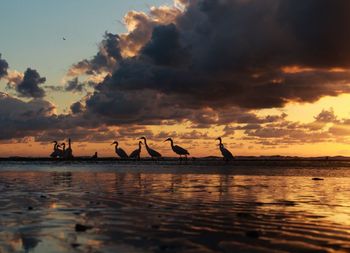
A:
[78, 0, 350, 122]
[2, 0, 350, 144]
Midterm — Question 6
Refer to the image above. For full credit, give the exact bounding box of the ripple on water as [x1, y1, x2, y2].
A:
[0, 169, 349, 252]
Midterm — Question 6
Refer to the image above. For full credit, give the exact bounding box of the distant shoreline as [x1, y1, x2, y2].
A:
[1, 156, 350, 167]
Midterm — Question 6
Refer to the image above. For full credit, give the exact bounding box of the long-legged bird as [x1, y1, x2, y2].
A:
[164, 138, 189, 159]
[216, 137, 234, 161]
[50, 141, 62, 158]
[129, 141, 143, 160]
[112, 141, 128, 159]
[64, 138, 74, 159]
[139, 137, 162, 159]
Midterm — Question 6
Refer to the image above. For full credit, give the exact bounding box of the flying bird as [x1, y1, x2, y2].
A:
[164, 138, 189, 159]
[216, 137, 234, 161]
[112, 141, 128, 159]
[62, 37, 66, 41]
[138, 137, 162, 159]
[129, 141, 143, 160]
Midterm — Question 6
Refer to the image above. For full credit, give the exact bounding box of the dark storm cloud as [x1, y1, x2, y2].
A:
[277, 0, 350, 68]
[0, 54, 9, 79]
[0, 92, 115, 142]
[141, 24, 188, 66]
[68, 32, 122, 76]
[71, 0, 350, 127]
[16, 68, 46, 98]
[5, 0, 350, 144]
[0, 92, 55, 140]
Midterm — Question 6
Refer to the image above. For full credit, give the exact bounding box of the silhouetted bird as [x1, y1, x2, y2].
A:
[61, 142, 66, 155]
[217, 137, 234, 161]
[139, 137, 162, 159]
[63, 138, 74, 159]
[112, 141, 128, 159]
[91, 152, 98, 159]
[164, 138, 189, 159]
[50, 141, 62, 158]
[129, 141, 143, 160]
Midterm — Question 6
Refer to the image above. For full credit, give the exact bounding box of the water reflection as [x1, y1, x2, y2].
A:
[0, 170, 349, 252]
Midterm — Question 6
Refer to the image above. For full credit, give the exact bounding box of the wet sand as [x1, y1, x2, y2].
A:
[0, 163, 350, 253]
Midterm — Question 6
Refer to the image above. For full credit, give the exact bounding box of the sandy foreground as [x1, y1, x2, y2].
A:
[0, 163, 350, 253]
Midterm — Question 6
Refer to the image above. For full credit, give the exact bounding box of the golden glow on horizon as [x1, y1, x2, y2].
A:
[281, 65, 315, 73]
[281, 65, 348, 74]
[3, 73, 350, 157]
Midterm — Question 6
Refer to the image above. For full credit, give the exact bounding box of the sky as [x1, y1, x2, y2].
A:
[1, 0, 350, 158]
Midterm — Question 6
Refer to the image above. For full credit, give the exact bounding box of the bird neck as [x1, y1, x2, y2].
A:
[169, 139, 174, 147]
[68, 139, 71, 149]
[139, 143, 142, 150]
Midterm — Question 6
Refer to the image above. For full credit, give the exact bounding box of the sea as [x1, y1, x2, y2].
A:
[0, 160, 349, 253]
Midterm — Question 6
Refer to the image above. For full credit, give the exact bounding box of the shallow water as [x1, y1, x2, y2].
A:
[0, 163, 350, 253]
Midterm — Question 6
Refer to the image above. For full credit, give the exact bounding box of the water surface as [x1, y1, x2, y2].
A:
[0, 163, 349, 253]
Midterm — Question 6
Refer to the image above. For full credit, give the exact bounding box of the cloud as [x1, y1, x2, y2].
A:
[141, 23, 188, 66]
[0, 92, 56, 140]
[67, 5, 181, 77]
[4, 0, 350, 149]
[70, 101, 84, 114]
[68, 33, 122, 76]
[64, 0, 350, 130]
[0, 54, 9, 79]
[15, 68, 46, 98]
[65, 78, 85, 93]
[5, 70, 24, 86]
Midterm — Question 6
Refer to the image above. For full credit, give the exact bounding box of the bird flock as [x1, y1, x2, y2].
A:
[50, 137, 234, 161]
[50, 139, 74, 159]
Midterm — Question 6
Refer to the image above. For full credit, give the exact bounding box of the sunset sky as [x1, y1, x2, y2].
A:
[1, 0, 350, 157]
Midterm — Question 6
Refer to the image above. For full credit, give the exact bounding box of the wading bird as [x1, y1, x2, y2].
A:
[138, 137, 162, 159]
[64, 139, 74, 159]
[61, 142, 66, 155]
[91, 152, 98, 159]
[129, 141, 143, 160]
[112, 141, 128, 159]
[164, 138, 189, 159]
[50, 141, 62, 158]
[216, 137, 234, 161]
